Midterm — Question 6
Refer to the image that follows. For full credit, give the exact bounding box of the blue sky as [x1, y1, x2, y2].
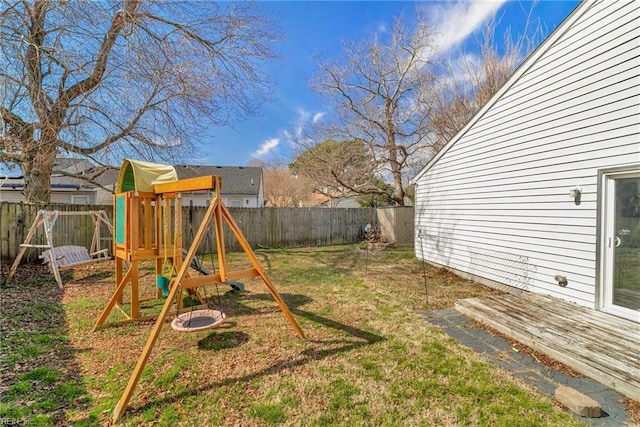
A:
[0, 1, 580, 176]
[200, 0, 580, 168]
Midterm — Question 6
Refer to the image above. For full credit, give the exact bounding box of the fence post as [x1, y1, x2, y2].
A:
[1, 202, 386, 262]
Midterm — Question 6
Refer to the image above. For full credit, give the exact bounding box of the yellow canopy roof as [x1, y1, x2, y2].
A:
[116, 159, 178, 193]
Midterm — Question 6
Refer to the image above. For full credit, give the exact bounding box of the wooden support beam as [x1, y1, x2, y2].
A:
[214, 198, 228, 282]
[109, 181, 304, 423]
[93, 266, 134, 331]
[220, 203, 305, 339]
[5, 213, 44, 285]
[130, 261, 139, 318]
[41, 213, 63, 289]
[112, 194, 219, 423]
[153, 175, 219, 194]
[19, 244, 51, 249]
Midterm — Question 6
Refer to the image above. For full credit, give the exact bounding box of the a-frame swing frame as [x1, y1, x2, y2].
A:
[99, 176, 304, 423]
[5, 210, 113, 288]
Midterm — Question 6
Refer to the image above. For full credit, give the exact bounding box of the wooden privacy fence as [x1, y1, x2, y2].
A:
[1, 202, 387, 262]
[0, 203, 115, 264]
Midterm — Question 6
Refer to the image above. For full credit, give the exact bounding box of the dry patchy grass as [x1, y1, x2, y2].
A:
[1, 245, 588, 426]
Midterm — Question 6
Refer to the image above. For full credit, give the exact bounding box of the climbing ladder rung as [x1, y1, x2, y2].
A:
[20, 244, 51, 248]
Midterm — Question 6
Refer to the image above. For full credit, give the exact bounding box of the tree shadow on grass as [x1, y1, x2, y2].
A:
[0, 263, 94, 426]
[125, 297, 385, 419]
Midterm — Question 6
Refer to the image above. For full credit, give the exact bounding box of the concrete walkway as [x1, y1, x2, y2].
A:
[424, 308, 632, 427]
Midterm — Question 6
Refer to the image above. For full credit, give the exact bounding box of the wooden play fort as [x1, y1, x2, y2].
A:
[92, 159, 304, 422]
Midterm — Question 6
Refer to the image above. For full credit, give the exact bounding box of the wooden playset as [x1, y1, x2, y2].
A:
[91, 160, 304, 422]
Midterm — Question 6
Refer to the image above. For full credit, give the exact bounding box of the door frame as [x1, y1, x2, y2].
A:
[596, 164, 640, 320]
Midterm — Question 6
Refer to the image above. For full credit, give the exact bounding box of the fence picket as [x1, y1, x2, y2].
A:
[1, 202, 412, 263]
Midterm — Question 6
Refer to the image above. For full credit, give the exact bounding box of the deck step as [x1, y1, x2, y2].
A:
[455, 293, 640, 401]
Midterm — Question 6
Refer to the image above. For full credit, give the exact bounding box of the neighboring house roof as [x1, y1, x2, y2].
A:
[0, 162, 116, 191]
[175, 165, 262, 195]
[0, 160, 263, 196]
[410, 1, 585, 184]
[53, 158, 93, 174]
[88, 166, 120, 189]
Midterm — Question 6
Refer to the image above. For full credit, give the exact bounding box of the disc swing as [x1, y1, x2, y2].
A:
[171, 197, 226, 333]
[171, 290, 227, 332]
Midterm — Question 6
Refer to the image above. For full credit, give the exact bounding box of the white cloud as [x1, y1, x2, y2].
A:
[279, 107, 327, 151]
[294, 108, 311, 138]
[428, 0, 507, 53]
[444, 53, 482, 86]
[297, 108, 311, 122]
[312, 111, 325, 124]
[252, 138, 280, 158]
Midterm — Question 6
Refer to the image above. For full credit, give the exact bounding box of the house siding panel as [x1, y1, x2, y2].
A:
[415, 0, 640, 309]
[50, 191, 96, 205]
[0, 190, 25, 203]
[96, 188, 114, 205]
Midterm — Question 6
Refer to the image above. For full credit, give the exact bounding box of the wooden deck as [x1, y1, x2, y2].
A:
[455, 292, 640, 401]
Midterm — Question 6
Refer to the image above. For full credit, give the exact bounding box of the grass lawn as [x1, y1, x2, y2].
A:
[1, 245, 588, 426]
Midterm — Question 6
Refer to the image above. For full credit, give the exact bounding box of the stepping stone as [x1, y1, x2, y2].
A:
[554, 386, 602, 418]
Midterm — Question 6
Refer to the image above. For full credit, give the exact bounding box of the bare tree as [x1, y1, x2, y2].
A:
[311, 15, 436, 206]
[428, 14, 544, 153]
[263, 163, 312, 207]
[1, 0, 279, 203]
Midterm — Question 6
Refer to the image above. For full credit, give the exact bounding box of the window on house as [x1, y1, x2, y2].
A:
[72, 195, 90, 205]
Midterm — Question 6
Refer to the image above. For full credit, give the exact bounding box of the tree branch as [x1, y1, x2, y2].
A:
[56, 1, 139, 115]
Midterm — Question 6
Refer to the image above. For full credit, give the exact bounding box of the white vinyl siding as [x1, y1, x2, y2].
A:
[71, 195, 90, 205]
[0, 190, 25, 203]
[414, 0, 640, 308]
[50, 190, 96, 205]
[228, 198, 243, 208]
[96, 188, 114, 205]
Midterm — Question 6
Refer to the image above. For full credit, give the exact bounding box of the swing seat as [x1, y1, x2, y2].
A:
[41, 245, 109, 270]
[171, 309, 226, 333]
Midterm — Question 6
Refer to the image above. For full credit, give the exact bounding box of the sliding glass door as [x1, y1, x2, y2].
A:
[601, 170, 640, 321]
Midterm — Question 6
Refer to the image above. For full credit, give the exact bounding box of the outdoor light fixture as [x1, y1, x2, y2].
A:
[569, 186, 582, 205]
[554, 275, 568, 287]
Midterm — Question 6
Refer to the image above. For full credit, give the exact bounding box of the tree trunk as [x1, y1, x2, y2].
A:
[385, 100, 405, 206]
[385, 138, 405, 206]
[21, 143, 56, 204]
[391, 166, 404, 206]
